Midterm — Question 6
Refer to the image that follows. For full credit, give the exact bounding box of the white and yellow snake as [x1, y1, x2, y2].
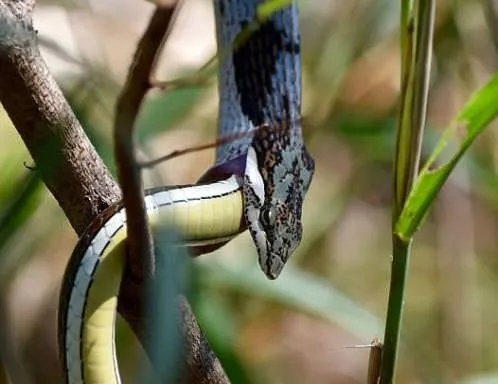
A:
[58, 1, 314, 383]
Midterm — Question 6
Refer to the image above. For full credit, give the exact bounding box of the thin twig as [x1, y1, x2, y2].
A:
[140, 125, 265, 169]
[149, 2, 289, 95]
[114, 3, 179, 281]
[367, 338, 383, 384]
[113, 3, 230, 382]
[150, 75, 212, 91]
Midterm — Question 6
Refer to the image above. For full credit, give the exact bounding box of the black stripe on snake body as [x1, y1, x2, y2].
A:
[232, 18, 300, 127]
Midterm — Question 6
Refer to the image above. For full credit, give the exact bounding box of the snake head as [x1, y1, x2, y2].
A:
[243, 124, 314, 279]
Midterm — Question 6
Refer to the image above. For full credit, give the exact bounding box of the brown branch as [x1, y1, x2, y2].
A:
[0, 2, 228, 383]
[367, 338, 382, 384]
[0, 1, 121, 234]
[114, 1, 229, 383]
[114, 4, 178, 282]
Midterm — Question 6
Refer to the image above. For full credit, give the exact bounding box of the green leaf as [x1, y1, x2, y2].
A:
[198, 261, 383, 340]
[0, 169, 42, 254]
[395, 74, 498, 240]
[194, 292, 256, 384]
[140, 228, 192, 383]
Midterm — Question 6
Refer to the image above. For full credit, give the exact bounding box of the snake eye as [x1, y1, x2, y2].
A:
[259, 206, 275, 228]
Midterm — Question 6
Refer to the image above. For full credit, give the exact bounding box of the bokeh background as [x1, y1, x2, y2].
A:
[1, 0, 498, 383]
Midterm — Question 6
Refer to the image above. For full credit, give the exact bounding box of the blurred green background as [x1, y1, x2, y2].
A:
[2, 0, 498, 383]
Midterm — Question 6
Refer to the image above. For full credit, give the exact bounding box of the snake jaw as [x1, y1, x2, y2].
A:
[266, 252, 285, 280]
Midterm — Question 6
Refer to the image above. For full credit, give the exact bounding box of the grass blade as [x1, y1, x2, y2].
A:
[381, 1, 435, 382]
[396, 74, 498, 240]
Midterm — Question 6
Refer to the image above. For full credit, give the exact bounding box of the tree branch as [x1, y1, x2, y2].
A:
[114, 4, 177, 283]
[0, 2, 229, 382]
[0, 0, 121, 234]
[114, 3, 228, 382]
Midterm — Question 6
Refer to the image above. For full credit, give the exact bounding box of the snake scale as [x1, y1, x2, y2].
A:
[58, 0, 314, 383]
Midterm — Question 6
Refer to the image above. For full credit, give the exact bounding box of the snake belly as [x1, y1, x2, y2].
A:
[59, 1, 314, 383]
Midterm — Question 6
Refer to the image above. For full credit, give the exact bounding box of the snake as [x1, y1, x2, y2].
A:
[58, 0, 315, 383]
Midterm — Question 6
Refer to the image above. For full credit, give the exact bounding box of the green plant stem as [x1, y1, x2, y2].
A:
[400, 0, 413, 87]
[393, 8, 415, 222]
[380, 235, 411, 383]
[380, 0, 435, 382]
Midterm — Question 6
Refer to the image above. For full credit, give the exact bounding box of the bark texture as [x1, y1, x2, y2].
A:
[0, 1, 121, 235]
[0, 1, 229, 383]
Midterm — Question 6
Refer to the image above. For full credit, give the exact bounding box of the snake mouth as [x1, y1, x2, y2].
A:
[264, 251, 285, 280]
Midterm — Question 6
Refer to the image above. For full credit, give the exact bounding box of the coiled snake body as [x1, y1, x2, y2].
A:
[59, 1, 314, 382]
